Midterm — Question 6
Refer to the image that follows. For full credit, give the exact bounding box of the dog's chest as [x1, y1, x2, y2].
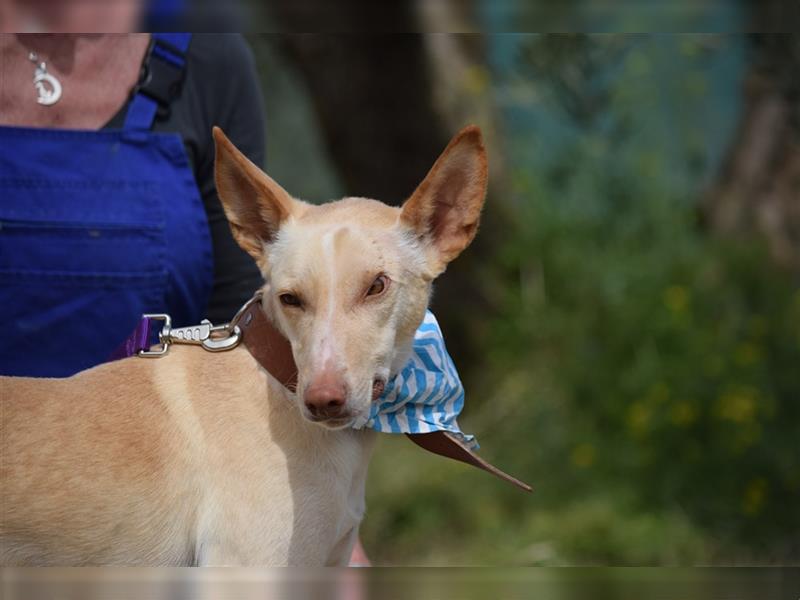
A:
[193, 422, 376, 566]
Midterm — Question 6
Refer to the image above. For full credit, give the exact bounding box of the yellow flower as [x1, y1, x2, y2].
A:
[670, 401, 697, 427]
[664, 285, 689, 313]
[571, 443, 595, 468]
[716, 387, 758, 423]
[742, 478, 768, 515]
[627, 402, 652, 435]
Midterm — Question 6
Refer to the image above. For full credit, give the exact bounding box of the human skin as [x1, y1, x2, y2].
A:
[0, 33, 149, 129]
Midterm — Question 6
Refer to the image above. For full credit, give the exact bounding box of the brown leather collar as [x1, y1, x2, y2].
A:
[238, 299, 531, 493]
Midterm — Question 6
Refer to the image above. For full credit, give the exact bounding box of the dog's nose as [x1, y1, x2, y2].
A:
[304, 377, 347, 419]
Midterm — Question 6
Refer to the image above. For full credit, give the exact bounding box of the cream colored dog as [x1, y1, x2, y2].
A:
[0, 125, 488, 566]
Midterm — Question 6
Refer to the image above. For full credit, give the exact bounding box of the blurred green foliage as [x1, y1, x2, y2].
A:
[364, 34, 800, 565]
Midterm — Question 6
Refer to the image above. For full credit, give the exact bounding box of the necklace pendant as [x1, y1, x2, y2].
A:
[32, 61, 62, 106]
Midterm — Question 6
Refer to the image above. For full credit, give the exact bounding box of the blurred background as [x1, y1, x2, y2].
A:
[234, 5, 800, 566]
[4, 0, 799, 566]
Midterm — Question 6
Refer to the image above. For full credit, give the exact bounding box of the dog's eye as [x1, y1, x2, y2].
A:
[366, 275, 388, 297]
[279, 293, 302, 307]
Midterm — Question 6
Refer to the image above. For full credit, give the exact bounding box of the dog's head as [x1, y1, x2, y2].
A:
[213, 126, 487, 429]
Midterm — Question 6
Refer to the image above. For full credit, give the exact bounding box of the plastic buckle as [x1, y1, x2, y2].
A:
[131, 38, 187, 119]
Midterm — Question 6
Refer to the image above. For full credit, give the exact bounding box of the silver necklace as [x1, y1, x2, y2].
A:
[28, 51, 62, 106]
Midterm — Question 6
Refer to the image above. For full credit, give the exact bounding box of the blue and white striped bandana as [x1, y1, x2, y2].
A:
[350, 311, 478, 450]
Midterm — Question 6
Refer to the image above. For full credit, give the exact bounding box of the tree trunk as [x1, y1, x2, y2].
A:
[261, 31, 450, 204]
[703, 29, 800, 270]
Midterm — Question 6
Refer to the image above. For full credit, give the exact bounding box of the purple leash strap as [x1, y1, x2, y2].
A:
[108, 317, 155, 361]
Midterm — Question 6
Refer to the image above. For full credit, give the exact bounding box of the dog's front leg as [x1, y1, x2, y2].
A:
[325, 526, 360, 567]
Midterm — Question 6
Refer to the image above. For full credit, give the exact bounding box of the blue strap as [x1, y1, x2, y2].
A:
[123, 95, 159, 132]
[152, 33, 192, 60]
[123, 33, 192, 131]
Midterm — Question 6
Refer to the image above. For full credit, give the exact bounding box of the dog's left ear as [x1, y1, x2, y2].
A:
[400, 125, 488, 275]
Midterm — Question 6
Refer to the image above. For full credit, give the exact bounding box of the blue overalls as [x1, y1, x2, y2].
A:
[0, 34, 213, 377]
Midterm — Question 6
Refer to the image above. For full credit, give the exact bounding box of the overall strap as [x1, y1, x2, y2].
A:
[123, 33, 192, 131]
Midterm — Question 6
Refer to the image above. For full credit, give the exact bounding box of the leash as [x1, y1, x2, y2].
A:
[137, 291, 266, 356]
[112, 292, 532, 492]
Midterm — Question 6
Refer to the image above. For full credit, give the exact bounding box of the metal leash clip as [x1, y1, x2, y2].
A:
[139, 290, 264, 357]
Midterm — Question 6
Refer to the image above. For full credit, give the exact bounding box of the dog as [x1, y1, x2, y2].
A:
[0, 125, 488, 565]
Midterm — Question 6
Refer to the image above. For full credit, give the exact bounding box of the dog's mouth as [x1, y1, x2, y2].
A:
[301, 378, 386, 429]
[372, 378, 386, 401]
[307, 415, 354, 430]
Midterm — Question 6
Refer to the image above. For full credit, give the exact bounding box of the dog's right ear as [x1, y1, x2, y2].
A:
[400, 125, 488, 277]
[213, 126, 297, 270]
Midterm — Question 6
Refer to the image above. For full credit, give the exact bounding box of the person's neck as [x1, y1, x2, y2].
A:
[13, 34, 94, 74]
[0, 33, 151, 130]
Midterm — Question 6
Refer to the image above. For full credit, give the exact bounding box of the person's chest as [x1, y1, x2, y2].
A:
[0, 34, 150, 130]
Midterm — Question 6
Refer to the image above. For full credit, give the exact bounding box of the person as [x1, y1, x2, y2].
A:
[0, 31, 264, 376]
